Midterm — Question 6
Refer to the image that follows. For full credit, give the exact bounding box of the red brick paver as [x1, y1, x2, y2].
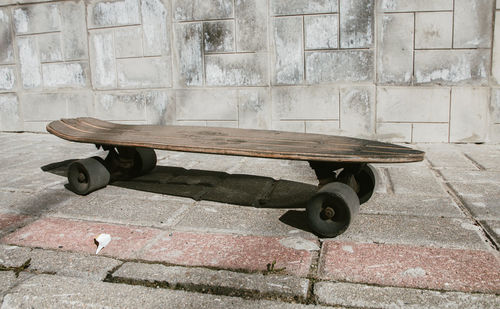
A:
[0, 213, 29, 231]
[319, 241, 500, 293]
[139, 232, 316, 276]
[1, 217, 161, 259]
[0, 217, 316, 276]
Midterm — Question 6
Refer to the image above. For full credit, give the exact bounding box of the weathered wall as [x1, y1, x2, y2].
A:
[0, 0, 499, 143]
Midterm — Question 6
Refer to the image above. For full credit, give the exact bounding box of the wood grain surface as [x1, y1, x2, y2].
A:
[46, 118, 424, 163]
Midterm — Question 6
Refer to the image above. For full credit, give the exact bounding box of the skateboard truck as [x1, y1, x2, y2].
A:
[99, 145, 156, 179]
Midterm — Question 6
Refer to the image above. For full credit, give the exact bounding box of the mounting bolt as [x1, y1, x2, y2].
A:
[323, 207, 335, 219]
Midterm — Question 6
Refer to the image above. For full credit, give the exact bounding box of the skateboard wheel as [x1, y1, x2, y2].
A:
[356, 164, 377, 204]
[306, 182, 360, 238]
[338, 164, 377, 205]
[67, 157, 110, 195]
[134, 148, 157, 175]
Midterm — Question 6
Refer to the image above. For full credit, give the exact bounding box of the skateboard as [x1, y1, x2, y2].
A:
[47, 117, 424, 237]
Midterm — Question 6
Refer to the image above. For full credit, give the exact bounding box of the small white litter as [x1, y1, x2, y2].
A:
[94, 234, 111, 254]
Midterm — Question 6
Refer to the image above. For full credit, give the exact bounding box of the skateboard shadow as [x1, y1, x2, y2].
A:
[42, 160, 317, 230]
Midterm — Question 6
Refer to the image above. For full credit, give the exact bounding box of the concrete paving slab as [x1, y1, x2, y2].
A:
[0, 244, 121, 281]
[418, 144, 478, 170]
[139, 231, 317, 276]
[112, 262, 309, 300]
[229, 157, 318, 184]
[0, 188, 74, 217]
[448, 182, 500, 220]
[7, 149, 101, 164]
[189, 155, 248, 174]
[337, 214, 487, 250]
[360, 194, 464, 218]
[440, 170, 500, 183]
[0, 272, 32, 303]
[156, 153, 197, 169]
[1, 217, 162, 259]
[1, 274, 320, 308]
[1, 142, 102, 176]
[1, 170, 65, 193]
[388, 166, 448, 196]
[82, 182, 187, 201]
[0, 191, 27, 210]
[49, 194, 193, 228]
[0, 154, 28, 176]
[175, 200, 316, 239]
[318, 241, 500, 293]
[314, 281, 500, 308]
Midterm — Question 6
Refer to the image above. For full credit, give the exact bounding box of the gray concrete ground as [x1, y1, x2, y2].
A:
[0, 132, 499, 308]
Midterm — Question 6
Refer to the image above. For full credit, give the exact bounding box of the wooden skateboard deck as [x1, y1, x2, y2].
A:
[47, 117, 424, 238]
[47, 118, 424, 163]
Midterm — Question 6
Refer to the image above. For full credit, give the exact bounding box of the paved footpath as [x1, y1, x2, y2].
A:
[0, 133, 499, 308]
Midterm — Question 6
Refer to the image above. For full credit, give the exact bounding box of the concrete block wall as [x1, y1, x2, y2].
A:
[0, 0, 499, 143]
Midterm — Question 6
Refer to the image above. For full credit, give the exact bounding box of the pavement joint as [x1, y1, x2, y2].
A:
[103, 259, 318, 304]
[306, 240, 321, 279]
[161, 204, 192, 227]
[0, 188, 34, 194]
[463, 153, 487, 171]
[0, 259, 31, 277]
[108, 272, 308, 304]
[132, 230, 171, 260]
[103, 262, 126, 283]
[428, 161, 500, 252]
[302, 240, 323, 305]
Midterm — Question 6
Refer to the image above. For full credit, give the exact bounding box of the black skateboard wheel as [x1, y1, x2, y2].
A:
[133, 148, 157, 175]
[337, 164, 377, 205]
[356, 164, 377, 204]
[68, 157, 110, 195]
[306, 182, 360, 238]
